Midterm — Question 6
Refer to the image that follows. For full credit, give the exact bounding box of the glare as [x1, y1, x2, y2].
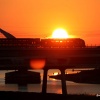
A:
[52, 29, 69, 38]
[30, 59, 45, 69]
[53, 72, 59, 76]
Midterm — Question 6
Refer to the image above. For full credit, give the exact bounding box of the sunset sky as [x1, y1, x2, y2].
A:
[0, 0, 100, 45]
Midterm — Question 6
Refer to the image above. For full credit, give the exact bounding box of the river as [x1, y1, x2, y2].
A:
[0, 69, 100, 95]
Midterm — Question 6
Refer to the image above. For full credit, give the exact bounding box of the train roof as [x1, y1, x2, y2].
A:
[0, 38, 40, 40]
[0, 38, 85, 41]
[41, 38, 84, 40]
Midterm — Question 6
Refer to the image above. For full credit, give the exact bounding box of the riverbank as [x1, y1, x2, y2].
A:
[49, 68, 100, 84]
[0, 91, 99, 100]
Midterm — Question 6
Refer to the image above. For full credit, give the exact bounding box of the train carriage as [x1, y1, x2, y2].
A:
[40, 38, 85, 48]
[0, 38, 85, 48]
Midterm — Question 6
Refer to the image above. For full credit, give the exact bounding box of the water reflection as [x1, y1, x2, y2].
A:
[0, 70, 100, 95]
[18, 84, 28, 92]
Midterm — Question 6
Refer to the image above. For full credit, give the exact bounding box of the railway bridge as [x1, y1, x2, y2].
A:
[0, 47, 100, 94]
[0, 28, 100, 94]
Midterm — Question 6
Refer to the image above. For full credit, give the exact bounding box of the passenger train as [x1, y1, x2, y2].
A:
[0, 28, 85, 48]
[0, 38, 86, 48]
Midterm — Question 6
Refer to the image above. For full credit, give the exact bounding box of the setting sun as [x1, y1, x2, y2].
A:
[52, 29, 69, 39]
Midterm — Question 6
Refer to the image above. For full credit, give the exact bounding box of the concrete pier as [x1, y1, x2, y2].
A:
[60, 69, 67, 95]
[42, 68, 48, 94]
[5, 71, 41, 84]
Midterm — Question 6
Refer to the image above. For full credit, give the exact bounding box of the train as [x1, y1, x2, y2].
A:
[0, 38, 86, 48]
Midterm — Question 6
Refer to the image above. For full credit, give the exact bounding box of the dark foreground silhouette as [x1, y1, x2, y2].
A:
[0, 91, 99, 100]
[49, 68, 100, 84]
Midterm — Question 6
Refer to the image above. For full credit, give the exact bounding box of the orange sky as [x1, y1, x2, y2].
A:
[0, 0, 100, 45]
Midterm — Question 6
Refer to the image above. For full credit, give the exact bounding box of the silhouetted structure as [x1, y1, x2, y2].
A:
[5, 71, 41, 84]
[0, 28, 85, 48]
[0, 28, 100, 95]
[49, 68, 100, 84]
[0, 28, 15, 38]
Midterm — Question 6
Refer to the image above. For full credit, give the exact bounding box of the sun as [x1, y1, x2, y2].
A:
[52, 28, 69, 39]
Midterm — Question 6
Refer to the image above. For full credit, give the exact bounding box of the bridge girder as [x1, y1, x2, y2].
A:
[0, 28, 16, 38]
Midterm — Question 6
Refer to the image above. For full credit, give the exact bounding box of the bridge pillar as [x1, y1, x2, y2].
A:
[60, 69, 67, 95]
[42, 68, 48, 94]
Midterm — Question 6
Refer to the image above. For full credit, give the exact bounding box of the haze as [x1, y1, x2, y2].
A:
[0, 0, 100, 45]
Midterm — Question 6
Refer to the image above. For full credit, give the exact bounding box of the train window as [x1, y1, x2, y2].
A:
[51, 41, 54, 42]
[56, 41, 59, 42]
[45, 42, 47, 44]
